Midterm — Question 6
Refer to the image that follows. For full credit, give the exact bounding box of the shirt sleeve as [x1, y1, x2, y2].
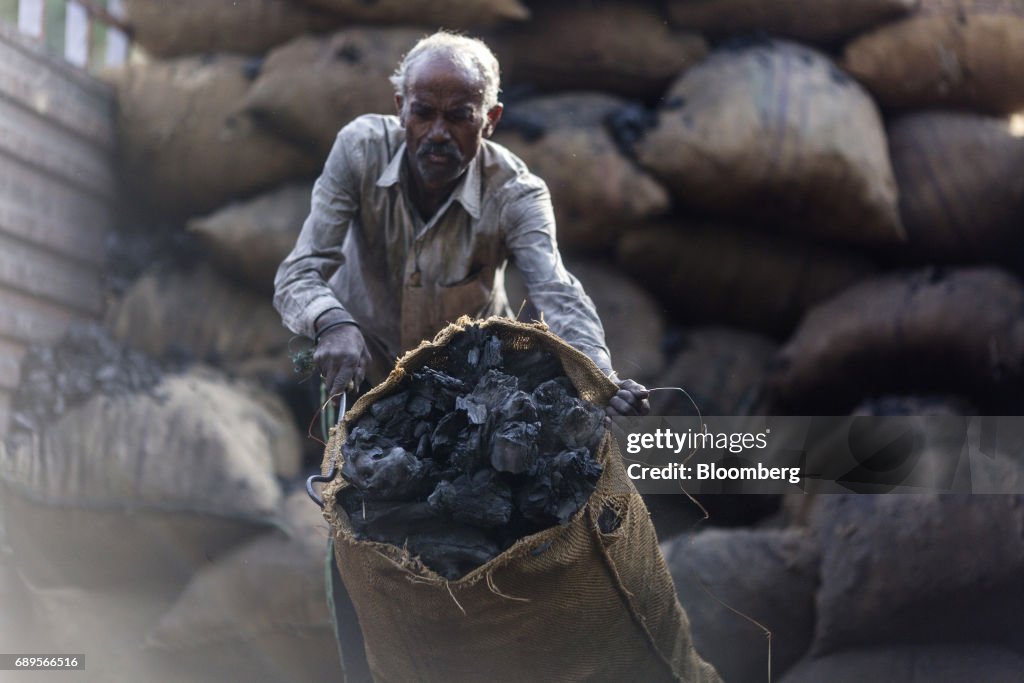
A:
[273, 128, 361, 340]
[501, 175, 616, 378]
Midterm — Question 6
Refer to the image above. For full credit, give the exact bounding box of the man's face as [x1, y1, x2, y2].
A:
[397, 53, 502, 193]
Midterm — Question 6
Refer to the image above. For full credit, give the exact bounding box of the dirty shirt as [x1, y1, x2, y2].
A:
[273, 114, 614, 377]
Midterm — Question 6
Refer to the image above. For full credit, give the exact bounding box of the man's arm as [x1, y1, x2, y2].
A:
[273, 127, 371, 397]
[501, 179, 613, 373]
[501, 177, 649, 416]
[273, 129, 360, 340]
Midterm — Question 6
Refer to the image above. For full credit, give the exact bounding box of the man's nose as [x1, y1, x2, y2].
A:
[427, 116, 451, 141]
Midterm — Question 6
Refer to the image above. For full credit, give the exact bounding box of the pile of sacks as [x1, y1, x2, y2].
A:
[17, 0, 1019, 679]
[0, 325, 340, 681]
[662, 494, 1024, 682]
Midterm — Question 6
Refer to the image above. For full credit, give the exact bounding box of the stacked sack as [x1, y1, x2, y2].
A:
[14, 2, 538, 680]
[29, 0, 1021, 679]
[627, 3, 1024, 681]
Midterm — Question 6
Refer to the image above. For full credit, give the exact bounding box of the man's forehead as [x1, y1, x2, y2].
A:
[406, 53, 486, 103]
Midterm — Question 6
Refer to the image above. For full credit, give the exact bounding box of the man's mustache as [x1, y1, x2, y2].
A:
[418, 142, 461, 161]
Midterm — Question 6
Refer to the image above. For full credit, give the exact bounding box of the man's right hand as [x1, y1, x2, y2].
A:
[314, 323, 371, 402]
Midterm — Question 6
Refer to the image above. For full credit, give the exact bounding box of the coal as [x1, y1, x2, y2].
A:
[9, 323, 163, 437]
[427, 471, 513, 529]
[338, 326, 605, 579]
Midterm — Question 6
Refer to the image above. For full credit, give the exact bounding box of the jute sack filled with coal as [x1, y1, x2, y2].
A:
[490, 3, 707, 99]
[765, 267, 1024, 412]
[0, 367, 297, 591]
[663, 529, 819, 683]
[811, 495, 1024, 656]
[320, 317, 721, 683]
[888, 111, 1024, 258]
[843, 0, 1024, 114]
[107, 262, 292, 365]
[143, 490, 339, 683]
[122, 0, 342, 58]
[114, 55, 317, 217]
[652, 327, 777, 416]
[666, 0, 915, 45]
[616, 224, 873, 336]
[493, 94, 670, 250]
[780, 645, 1024, 683]
[187, 182, 312, 292]
[238, 28, 421, 156]
[505, 257, 667, 384]
[297, 0, 528, 27]
[636, 40, 904, 245]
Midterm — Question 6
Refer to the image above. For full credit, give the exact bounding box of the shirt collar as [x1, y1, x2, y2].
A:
[376, 141, 483, 220]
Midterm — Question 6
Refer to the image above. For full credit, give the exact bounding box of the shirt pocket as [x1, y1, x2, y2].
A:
[439, 265, 491, 324]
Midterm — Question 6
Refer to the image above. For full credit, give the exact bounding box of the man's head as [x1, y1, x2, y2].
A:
[391, 32, 503, 194]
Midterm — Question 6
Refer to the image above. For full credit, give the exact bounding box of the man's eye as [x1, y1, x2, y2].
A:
[449, 109, 473, 122]
[412, 106, 432, 119]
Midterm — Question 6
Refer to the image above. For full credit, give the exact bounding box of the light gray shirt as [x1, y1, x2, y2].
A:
[273, 114, 614, 376]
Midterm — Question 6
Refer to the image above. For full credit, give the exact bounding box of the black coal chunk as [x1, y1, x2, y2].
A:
[490, 421, 540, 474]
[428, 470, 513, 528]
[517, 448, 604, 526]
[339, 326, 605, 579]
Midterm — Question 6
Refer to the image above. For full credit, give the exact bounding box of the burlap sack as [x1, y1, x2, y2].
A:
[187, 182, 312, 292]
[297, 0, 529, 27]
[637, 40, 904, 245]
[888, 111, 1024, 257]
[663, 529, 819, 683]
[107, 262, 292, 365]
[651, 327, 776, 416]
[667, 0, 915, 44]
[143, 490, 339, 682]
[494, 94, 670, 250]
[843, 0, 1024, 114]
[765, 267, 1024, 412]
[239, 28, 421, 155]
[505, 257, 667, 384]
[0, 546, 35, 653]
[780, 645, 1024, 683]
[490, 3, 707, 99]
[22, 583, 174, 681]
[122, 0, 342, 58]
[811, 495, 1024, 656]
[115, 55, 317, 217]
[320, 317, 721, 683]
[616, 223, 873, 336]
[0, 368, 295, 590]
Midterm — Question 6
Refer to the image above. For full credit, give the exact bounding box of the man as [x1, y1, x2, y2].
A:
[274, 31, 648, 417]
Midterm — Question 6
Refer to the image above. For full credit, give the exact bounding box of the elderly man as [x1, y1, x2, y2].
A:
[274, 31, 648, 416]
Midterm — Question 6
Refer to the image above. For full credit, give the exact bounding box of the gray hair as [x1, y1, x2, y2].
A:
[390, 32, 501, 114]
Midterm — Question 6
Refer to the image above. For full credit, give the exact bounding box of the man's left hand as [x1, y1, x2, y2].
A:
[606, 379, 650, 417]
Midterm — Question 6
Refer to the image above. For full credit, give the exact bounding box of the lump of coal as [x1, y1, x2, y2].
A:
[428, 470, 513, 528]
[502, 348, 564, 391]
[456, 369, 518, 425]
[339, 326, 605, 579]
[517, 448, 604, 526]
[341, 427, 433, 501]
[490, 421, 540, 474]
[404, 527, 502, 581]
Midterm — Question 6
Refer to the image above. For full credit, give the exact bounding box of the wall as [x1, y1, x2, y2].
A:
[0, 21, 114, 437]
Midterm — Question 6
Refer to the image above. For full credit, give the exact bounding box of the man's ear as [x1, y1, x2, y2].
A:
[483, 103, 503, 138]
[395, 94, 405, 122]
